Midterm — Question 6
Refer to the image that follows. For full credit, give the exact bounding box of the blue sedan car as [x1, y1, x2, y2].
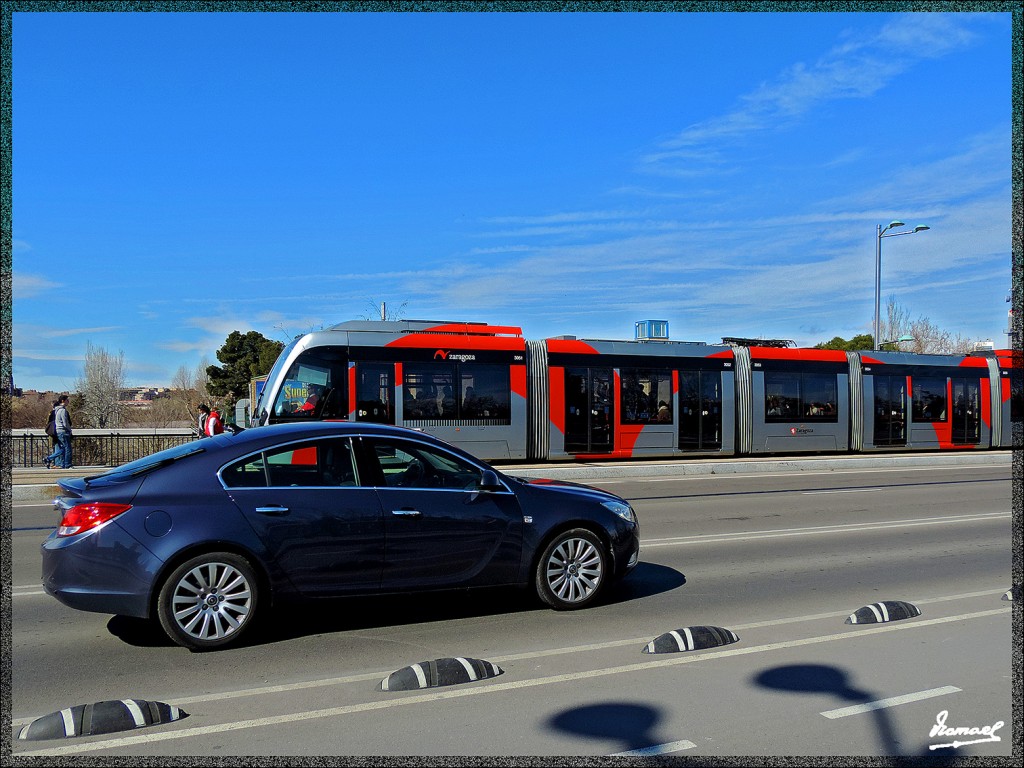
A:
[43, 422, 640, 650]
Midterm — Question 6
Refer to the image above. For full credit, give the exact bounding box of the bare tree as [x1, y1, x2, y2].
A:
[170, 357, 212, 433]
[879, 296, 975, 354]
[76, 342, 127, 428]
[362, 299, 407, 321]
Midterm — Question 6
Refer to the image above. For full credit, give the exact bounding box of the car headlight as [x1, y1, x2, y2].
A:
[601, 500, 636, 524]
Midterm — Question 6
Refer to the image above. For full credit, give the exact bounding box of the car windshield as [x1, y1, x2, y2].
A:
[85, 441, 206, 482]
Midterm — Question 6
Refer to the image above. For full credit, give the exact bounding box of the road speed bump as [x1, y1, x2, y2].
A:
[845, 600, 921, 624]
[643, 626, 739, 654]
[1002, 586, 1016, 601]
[381, 657, 503, 691]
[18, 699, 187, 741]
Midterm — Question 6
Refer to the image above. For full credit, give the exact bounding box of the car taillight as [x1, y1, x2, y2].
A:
[57, 503, 133, 537]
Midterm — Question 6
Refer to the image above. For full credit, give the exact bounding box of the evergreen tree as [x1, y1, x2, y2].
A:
[206, 331, 284, 413]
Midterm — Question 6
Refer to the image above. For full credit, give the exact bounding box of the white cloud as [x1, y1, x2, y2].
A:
[643, 13, 984, 175]
[13, 273, 62, 300]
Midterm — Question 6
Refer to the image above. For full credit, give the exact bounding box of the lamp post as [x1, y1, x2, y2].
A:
[880, 334, 916, 351]
[874, 220, 930, 350]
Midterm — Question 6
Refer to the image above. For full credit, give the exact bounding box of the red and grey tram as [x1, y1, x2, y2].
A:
[251, 319, 1017, 463]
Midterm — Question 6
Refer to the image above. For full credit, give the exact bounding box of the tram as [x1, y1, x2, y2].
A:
[250, 320, 1017, 462]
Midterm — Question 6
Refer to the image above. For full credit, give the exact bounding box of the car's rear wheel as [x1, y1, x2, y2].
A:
[157, 552, 258, 650]
[535, 528, 607, 610]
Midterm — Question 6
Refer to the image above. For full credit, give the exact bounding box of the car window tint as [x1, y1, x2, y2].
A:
[264, 439, 357, 488]
[222, 454, 268, 488]
[370, 439, 481, 490]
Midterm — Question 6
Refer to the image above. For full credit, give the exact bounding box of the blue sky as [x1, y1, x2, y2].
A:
[10, 9, 1014, 392]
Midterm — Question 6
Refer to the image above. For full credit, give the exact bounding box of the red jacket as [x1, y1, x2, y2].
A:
[204, 410, 224, 436]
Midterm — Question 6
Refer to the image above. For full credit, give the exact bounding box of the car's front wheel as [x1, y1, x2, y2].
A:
[535, 528, 607, 610]
[157, 552, 258, 650]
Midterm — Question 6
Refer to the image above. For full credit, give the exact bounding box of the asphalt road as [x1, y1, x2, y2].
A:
[9, 462, 1015, 757]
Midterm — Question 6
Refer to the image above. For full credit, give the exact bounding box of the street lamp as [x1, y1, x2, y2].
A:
[880, 334, 915, 351]
[874, 220, 930, 350]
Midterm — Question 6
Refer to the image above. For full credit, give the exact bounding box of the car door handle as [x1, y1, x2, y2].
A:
[391, 509, 422, 517]
[255, 505, 290, 516]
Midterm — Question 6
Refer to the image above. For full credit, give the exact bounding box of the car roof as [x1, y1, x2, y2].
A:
[226, 421, 474, 457]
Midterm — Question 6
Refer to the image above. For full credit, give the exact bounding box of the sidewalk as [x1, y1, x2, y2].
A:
[9, 467, 110, 503]
[8, 451, 1013, 503]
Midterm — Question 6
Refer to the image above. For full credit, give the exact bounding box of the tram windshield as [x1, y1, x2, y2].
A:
[271, 348, 348, 421]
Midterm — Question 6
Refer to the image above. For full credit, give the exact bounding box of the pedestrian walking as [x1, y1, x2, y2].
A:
[44, 399, 61, 469]
[197, 404, 210, 435]
[51, 395, 73, 469]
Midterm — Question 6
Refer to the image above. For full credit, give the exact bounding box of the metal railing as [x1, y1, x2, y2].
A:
[8, 429, 199, 468]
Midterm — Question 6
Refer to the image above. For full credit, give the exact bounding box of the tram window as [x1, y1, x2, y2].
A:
[765, 372, 837, 422]
[355, 363, 394, 424]
[765, 373, 800, 420]
[912, 376, 947, 422]
[404, 363, 511, 424]
[621, 369, 672, 424]
[273, 353, 347, 421]
[460, 365, 511, 422]
[404, 363, 450, 419]
[801, 373, 838, 420]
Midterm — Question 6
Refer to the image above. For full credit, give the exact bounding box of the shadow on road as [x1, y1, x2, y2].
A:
[754, 663, 961, 757]
[106, 561, 687, 650]
[548, 701, 668, 755]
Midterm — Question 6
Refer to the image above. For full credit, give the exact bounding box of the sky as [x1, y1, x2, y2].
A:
[9, 8, 1016, 392]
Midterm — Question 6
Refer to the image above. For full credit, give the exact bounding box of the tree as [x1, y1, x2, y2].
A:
[362, 299, 407, 321]
[878, 295, 974, 354]
[10, 391, 56, 430]
[817, 297, 977, 354]
[815, 334, 874, 352]
[169, 358, 212, 432]
[76, 342, 127, 428]
[206, 331, 284, 416]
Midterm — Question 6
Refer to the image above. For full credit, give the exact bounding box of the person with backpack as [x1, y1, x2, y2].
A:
[46, 395, 73, 469]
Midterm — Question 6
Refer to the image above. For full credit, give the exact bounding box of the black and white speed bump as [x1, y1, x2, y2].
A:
[1002, 586, 1017, 602]
[643, 626, 739, 654]
[381, 657, 503, 691]
[18, 699, 187, 741]
[845, 600, 921, 624]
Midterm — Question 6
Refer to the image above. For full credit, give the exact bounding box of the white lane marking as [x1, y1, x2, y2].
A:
[610, 739, 697, 756]
[13, 586, 48, 597]
[642, 512, 1010, 548]
[820, 686, 962, 719]
[593, 464, 1010, 484]
[802, 488, 882, 495]
[15, 607, 1009, 756]
[10, 588, 1009, 728]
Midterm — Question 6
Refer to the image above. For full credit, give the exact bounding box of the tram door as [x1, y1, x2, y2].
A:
[565, 368, 614, 453]
[873, 375, 906, 446]
[355, 363, 394, 424]
[951, 378, 981, 444]
[678, 370, 723, 450]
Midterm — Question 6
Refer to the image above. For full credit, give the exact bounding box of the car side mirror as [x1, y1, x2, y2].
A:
[478, 469, 504, 492]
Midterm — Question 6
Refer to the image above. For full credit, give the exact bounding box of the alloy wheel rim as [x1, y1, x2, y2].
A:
[171, 561, 252, 642]
[545, 537, 603, 603]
